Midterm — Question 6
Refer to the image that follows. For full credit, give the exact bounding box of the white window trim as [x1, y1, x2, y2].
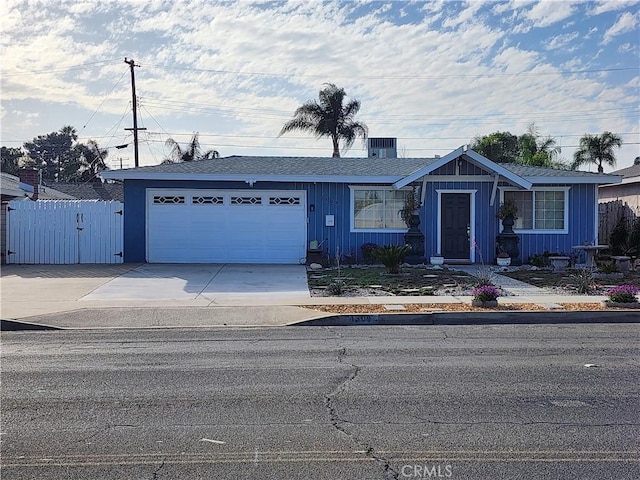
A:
[499, 187, 570, 234]
[349, 185, 412, 233]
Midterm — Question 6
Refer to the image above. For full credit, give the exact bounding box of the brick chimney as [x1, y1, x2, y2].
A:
[18, 168, 40, 200]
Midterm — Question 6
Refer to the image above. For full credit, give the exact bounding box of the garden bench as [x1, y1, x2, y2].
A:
[610, 256, 631, 272]
[548, 256, 570, 271]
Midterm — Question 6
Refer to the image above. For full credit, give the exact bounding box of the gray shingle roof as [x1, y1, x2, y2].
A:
[500, 164, 614, 179]
[52, 182, 124, 202]
[101, 155, 622, 185]
[0, 172, 75, 200]
[609, 164, 640, 179]
[111, 156, 433, 177]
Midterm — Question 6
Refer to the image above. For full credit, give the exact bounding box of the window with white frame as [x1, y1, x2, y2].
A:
[351, 187, 411, 231]
[503, 188, 569, 232]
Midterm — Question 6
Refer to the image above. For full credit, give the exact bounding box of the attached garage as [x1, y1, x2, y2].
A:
[147, 189, 307, 264]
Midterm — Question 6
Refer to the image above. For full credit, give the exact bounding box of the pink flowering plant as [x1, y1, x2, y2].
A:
[607, 284, 639, 303]
[472, 285, 501, 302]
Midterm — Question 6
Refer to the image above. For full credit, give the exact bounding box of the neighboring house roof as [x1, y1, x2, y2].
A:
[601, 164, 640, 187]
[52, 182, 124, 202]
[609, 164, 640, 178]
[100, 148, 622, 187]
[0, 172, 75, 200]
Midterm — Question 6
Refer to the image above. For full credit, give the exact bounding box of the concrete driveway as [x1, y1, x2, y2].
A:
[1, 263, 311, 320]
[82, 264, 310, 301]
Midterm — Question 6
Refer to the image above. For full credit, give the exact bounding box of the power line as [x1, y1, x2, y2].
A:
[79, 71, 128, 134]
[2, 60, 119, 77]
[145, 64, 639, 80]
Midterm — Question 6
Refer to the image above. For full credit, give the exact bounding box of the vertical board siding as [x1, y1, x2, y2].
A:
[496, 183, 597, 262]
[6, 200, 123, 264]
[124, 179, 598, 265]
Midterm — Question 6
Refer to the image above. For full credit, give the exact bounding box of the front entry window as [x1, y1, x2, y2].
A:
[503, 188, 569, 233]
[350, 187, 410, 232]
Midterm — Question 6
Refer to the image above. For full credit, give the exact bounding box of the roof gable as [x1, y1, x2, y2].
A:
[393, 147, 532, 189]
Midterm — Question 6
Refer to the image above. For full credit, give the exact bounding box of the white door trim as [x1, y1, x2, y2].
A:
[436, 189, 477, 262]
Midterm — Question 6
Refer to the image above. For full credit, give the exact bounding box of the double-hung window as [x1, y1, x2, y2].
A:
[502, 187, 569, 233]
[350, 187, 411, 232]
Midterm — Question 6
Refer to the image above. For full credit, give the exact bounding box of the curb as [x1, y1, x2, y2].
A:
[1, 319, 60, 331]
[295, 310, 640, 326]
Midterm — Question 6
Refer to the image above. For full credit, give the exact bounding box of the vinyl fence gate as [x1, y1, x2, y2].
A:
[6, 200, 124, 264]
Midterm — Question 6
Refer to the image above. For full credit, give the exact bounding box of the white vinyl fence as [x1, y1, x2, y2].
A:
[6, 200, 124, 264]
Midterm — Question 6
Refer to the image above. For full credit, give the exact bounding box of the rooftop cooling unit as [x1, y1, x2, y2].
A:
[368, 137, 397, 158]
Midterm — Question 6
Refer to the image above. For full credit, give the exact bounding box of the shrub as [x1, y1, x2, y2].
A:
[607, 284, 639, 303]
[609, 215, 629, 255]
[628, 219, 640, 256]
[598, 262, 618, 274]
[361, 243, 378, 263]
[528, 253, 547, 268]
[373, 244, 411, 274]
[327, 279, 345, 296]
[472, 285, 501, 301]
[569, 267, 597, 294]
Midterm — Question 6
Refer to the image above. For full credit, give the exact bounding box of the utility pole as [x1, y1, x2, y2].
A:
[124, 58, 146, 167]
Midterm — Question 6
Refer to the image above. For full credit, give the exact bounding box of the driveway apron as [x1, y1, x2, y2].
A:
[82, 264, 311, 301]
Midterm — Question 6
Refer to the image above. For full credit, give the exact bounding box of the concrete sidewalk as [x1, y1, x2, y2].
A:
[1, 263, 636, 330]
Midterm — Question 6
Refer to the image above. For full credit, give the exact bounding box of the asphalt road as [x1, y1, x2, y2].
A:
[2, 324, 639, 479]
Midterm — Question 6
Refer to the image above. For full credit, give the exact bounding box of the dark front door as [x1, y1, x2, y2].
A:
[441, 193, 470, 260]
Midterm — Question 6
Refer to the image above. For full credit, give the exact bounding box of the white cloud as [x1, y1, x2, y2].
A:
[0, 0, 638, 169]
[525, 0, 577, 28]
[589, 0, 640, 16]
[618, 42, 640, 55]
[543, 31, 579, 50]
[602, 11, 639, 44]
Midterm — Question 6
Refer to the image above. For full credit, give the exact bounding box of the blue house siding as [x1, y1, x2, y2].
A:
[511, 183, 598, 263]
[123, 178, 598, 265]
[123, 179, 407, 263]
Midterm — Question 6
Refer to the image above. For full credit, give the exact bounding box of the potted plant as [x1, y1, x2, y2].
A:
[471, 284, 501, 308]
[430, 253, 444, 266]
[497, 199, 518, 234]
[497, 199, 519, 220]
[496, 246, 511, 266]
[398, 186, 420, 227]
[603, 284, 640, 308]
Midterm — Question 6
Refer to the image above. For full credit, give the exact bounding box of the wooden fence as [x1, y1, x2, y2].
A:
[598, 200, 637, 244]
[6, 200, 124, 264]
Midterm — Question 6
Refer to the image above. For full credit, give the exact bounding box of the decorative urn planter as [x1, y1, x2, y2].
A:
[430, 255, 444, 266]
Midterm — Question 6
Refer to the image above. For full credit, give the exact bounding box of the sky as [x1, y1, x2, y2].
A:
[1, 0, 639, 172]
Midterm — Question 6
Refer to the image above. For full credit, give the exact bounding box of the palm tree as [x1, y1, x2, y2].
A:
[279, 83, 368, 157]
[571, 132, 622, 173]
[163, 133, 219, 164]
[518, 123, 562, 168]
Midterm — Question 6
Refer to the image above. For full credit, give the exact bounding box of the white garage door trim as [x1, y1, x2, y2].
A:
[146, 189, 307, 264]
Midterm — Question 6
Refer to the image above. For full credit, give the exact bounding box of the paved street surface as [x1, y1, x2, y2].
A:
[2, 325, 639, 479]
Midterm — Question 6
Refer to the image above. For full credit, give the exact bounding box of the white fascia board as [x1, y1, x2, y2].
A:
[393, 146, 464, 189]
[100, 171, 402, 184]
[524, 175, 623, 185]
[463, 150, 532, 189]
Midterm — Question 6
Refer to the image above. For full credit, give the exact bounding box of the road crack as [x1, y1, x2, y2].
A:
[325, 346, 399, 480]
[151, 459, 165, 479]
